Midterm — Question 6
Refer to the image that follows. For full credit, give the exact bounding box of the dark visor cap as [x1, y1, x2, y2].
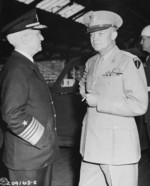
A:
[0, 9, 47, 39]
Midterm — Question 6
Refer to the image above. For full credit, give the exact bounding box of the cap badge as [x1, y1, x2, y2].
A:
[90, 12, 96, 24]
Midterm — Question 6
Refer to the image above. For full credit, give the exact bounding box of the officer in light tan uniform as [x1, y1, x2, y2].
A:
[79, 10, 148, 186]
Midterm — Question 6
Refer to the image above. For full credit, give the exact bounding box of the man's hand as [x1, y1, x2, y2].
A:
[79, 84, 86, 98]
[86, 92, 98, 107]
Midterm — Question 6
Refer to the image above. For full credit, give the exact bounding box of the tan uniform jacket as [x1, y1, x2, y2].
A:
[79, 46, 148, 165]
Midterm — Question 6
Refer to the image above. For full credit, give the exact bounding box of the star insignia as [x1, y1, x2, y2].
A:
[22, 120, 28, 126]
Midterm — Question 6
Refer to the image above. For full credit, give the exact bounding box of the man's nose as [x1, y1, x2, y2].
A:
[40, 35, 44, 41]
[92, 33, 98, 41]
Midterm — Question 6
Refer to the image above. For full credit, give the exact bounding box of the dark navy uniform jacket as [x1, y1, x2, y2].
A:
[0, 51, 61, 170]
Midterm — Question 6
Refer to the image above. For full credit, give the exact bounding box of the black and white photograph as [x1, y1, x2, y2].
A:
[0, 0, 150, 186]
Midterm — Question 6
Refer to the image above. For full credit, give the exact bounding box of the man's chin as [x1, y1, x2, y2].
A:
[38, 47, 42, 53]
[93, 46, 104, 52]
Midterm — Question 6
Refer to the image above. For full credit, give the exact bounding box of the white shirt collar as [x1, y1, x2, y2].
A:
[15, 49, 34, 63]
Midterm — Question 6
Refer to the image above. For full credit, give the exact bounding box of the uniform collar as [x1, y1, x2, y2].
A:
[101, 46, 117, 61]
[15, 49, 34, 63]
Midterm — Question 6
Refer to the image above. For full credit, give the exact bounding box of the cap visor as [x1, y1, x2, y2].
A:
[87, 24, 117, 33]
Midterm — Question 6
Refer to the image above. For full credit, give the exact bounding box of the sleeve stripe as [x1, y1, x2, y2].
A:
[25, 121, 39, 141]
[19, 117, 44, 145]
[27, 123, 44, 145]
[21, 118, 38, 139]
[19, 117, 37, 138]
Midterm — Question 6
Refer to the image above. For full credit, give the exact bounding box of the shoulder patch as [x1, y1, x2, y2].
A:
[133, 58, 141, 69]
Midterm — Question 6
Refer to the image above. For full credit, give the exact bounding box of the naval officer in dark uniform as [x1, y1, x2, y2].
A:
[0, 9, 61, 186]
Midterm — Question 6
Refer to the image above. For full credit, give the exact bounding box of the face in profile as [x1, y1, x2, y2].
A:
[26, 30, 44, 55]
[90, 28, 117, 52]
[141, 36, 150, 53]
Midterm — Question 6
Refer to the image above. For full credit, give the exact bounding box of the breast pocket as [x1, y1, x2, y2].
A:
[95, 75, 124, 95]
[108, 75, 124, 96]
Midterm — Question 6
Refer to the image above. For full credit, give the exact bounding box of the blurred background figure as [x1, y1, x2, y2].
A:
[141, 25, 150, 144]
[141, 25, 150, 67]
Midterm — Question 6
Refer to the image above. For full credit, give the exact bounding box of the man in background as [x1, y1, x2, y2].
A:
[141, 25, 150, 67]
[0, 9, 61, 186]
[141, 25, 150, 142]
[79, 10, 148, 186]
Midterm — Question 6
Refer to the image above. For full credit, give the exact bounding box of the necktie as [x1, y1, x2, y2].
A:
[94, 55, 104, 77]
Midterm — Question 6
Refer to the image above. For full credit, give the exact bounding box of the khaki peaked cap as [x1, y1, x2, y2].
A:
[83, 10, 123, 33]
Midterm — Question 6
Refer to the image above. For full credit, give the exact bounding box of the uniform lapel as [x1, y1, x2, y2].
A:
[13, 51, 45, 82]
[33, 62, 45, 82]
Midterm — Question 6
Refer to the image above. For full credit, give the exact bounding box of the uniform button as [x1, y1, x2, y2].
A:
[51, 101, 54, 104]
[54, 114, 56, 117]
[54, 127, 57, 131]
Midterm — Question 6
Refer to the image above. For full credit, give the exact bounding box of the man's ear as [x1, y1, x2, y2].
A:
[111, 31, 118, 40]
[21, 33, 29, 44]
